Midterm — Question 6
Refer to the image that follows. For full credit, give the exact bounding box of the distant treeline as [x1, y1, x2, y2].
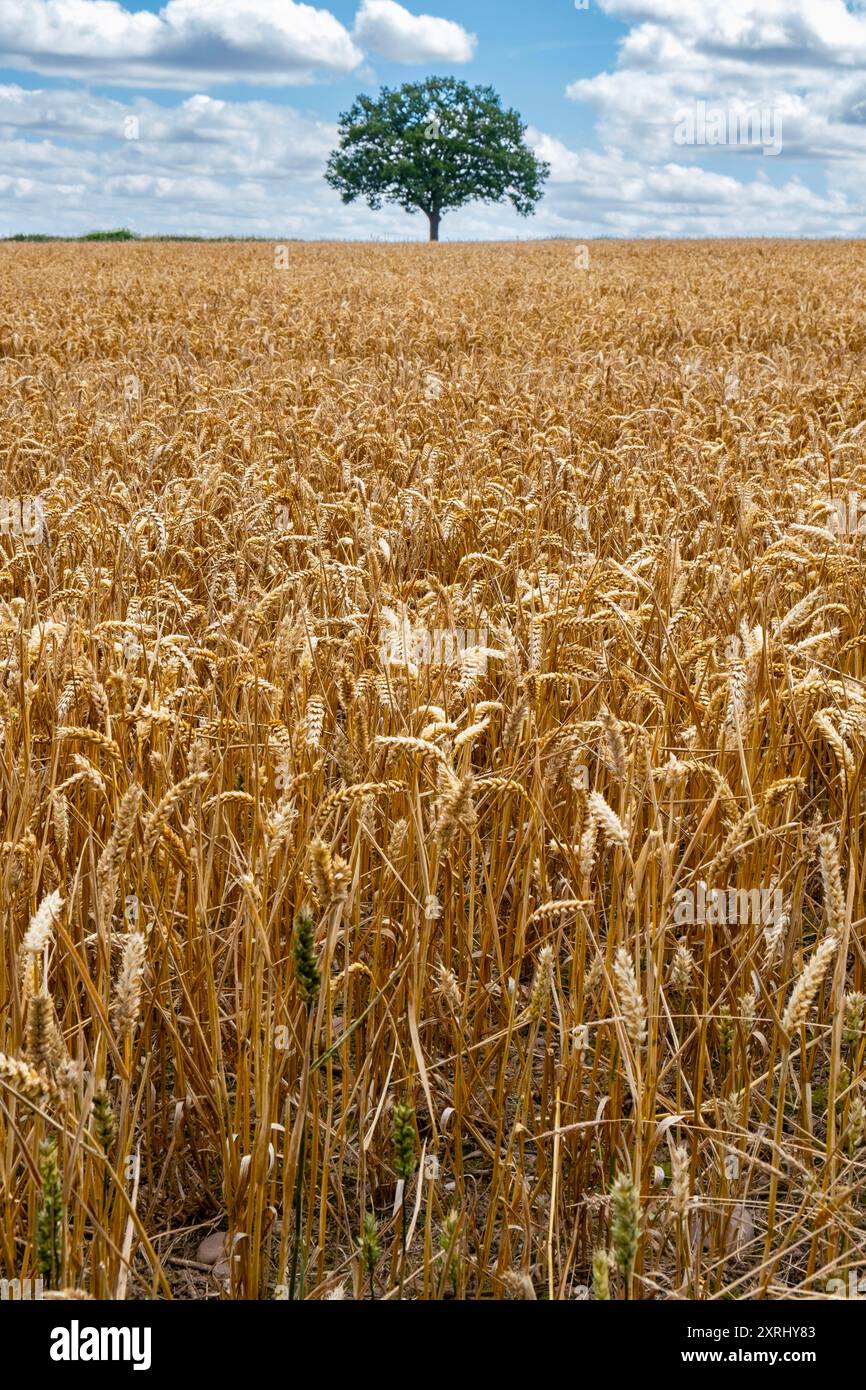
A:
[2, 229, 305, 242]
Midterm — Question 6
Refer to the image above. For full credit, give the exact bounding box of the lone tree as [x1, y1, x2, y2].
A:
[325, 77, 549, 242]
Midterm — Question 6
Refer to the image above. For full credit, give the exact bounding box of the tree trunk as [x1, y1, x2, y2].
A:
[428, 209, 440, 242]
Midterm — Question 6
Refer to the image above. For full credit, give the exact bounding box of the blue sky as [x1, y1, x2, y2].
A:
[0, 0, 864, 238]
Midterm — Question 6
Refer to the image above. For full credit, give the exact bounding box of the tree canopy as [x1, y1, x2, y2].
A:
[324, 77, 549, 241]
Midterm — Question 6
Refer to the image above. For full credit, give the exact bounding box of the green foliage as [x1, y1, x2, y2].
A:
[292, 908, 320, 1003]
[439, 1208, 460, 1285]
[325, 77, 548, 240]
[81, 228, 136, 240]
[392, 1100, 417, 1181]
[358, 1211, 380, 1280]
[592, 1248, 611, 1301]
[36, 1139, 63, 1287]
[611, 1173, 640, 1288]
[92, 1081, 117, 1152]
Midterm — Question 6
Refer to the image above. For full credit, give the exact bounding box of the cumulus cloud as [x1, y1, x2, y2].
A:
[596, 0, 866, 68]
[0, 86, 344, 233]
[567, 0, 866, 167]
[1, 0, 864, 239]
[0, 83, 861, 241]
[524, 127, 856, 237]
[0, 0, 477, 87]
[0, 0, 364, 86]
[353, 0, 475, 64]
[0, 85, 336, 172]
[0, 84, 451, 236]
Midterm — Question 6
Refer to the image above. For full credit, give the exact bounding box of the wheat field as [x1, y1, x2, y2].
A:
[1, 239, 866, 1301]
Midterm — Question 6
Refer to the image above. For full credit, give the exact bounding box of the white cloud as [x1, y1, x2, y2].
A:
[0, 84, 860, 240]
[0, 84, 430, 236]
[551, 2, 866, 235]
[565, 0, 866, 168]
[353, 0, 475, 64]
[0, 86, 344, 233]
[596, 0, 866, 67]
[524, 127, 851, 233]
[0, 0, 477, 87]
[0, 0, 364, 86]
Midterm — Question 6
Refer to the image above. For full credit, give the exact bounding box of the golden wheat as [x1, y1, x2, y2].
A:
[1, 239, 865, 1301]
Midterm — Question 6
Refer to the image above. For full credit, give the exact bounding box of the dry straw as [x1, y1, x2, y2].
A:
[2, 240, 866, 1302]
